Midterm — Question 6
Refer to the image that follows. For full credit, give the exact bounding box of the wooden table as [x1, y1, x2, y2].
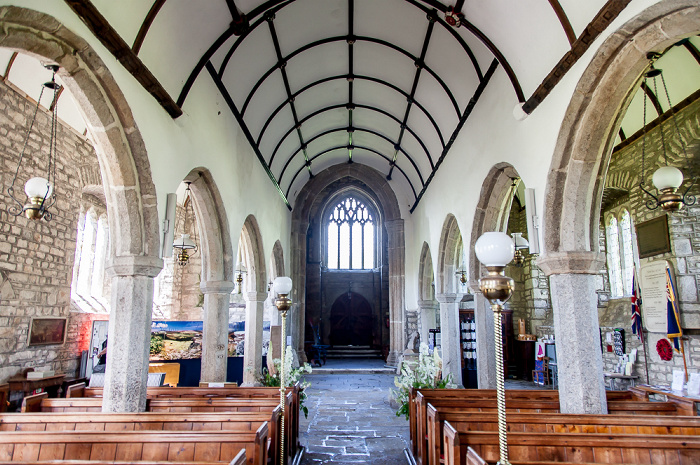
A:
[8, 374, 65, 396]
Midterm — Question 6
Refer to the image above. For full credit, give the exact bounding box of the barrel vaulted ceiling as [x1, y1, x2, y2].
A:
[60, 0, 658, 210]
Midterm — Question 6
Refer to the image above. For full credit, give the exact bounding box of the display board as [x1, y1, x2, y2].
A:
[639, 260, 670, 333]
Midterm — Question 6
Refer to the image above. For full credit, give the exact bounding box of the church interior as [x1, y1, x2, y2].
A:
[0, 0, 699, 463]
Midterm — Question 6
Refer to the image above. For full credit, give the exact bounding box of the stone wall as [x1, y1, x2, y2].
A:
[0, 79, 104, 382]
[599, 98, 700, 386]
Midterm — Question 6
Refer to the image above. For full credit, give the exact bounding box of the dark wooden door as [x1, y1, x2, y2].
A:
[329, 292, 373, 346]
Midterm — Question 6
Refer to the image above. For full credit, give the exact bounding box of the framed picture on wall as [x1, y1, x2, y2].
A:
[636, 215, 671, 259]
[28, 317, 67, 346]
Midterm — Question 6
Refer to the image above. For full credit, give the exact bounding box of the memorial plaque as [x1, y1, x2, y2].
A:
[639, 260, 670, 333]
[636, 216, 670, 258]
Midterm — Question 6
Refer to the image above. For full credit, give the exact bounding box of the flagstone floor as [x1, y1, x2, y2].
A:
[299, 370, 410, 464]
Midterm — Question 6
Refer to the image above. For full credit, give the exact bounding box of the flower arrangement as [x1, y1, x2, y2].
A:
[259, 346, 313, 417]
[392, 342, 453, 419]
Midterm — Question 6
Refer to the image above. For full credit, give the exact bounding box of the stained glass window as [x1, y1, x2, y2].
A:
[327, 197, 375, 269]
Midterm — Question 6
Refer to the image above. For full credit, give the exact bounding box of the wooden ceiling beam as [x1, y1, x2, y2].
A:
[522, 0, 630, 114]
[64, 0, 183, 118]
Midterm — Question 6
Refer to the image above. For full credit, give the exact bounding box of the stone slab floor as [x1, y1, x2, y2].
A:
[299, 373, 409, 464]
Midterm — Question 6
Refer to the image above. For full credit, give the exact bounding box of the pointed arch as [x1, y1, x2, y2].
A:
[240, 215, 267, 294]
[437, 214, 464, 295]
[418, 242, 435, 302]
[270, 240, 285, 279]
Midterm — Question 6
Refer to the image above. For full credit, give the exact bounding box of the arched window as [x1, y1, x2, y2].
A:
[620, 210, 634, 295]
[606, 216, 623, 297]
[605, 210, 636, 298]
[326, 196, 375, 270]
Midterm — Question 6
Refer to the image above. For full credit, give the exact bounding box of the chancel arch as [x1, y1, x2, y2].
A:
[291, 164, 404, 365]
[0, 6, 162, 412]
[536, 0, 700, 414]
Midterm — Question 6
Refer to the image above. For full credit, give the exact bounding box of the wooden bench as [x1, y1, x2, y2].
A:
[39, 396, 295, 463]
[0, 457, 245, 465]
[0, 428, 267, 464]
[21, 392, 48, 413]
[443, 423, 700, 465]
[631, 385, 697, 416]
[0, 383, 8, 413]
[429, 408, 700, 465]
[0, 410, 280, 464]
[409, 389, 634, 464]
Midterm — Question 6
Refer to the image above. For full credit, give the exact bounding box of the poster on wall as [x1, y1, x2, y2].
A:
[150, 321, 270, 360]
[639, 259, 671, 333]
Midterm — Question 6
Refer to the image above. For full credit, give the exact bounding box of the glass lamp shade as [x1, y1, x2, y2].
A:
[273, 276, 293, 295]
[475, 232, 514, 267]
[511, 232, 529, 250]
[173, 233, 196, 250]
[24, 177, 53, 199]
[652, 166, 683, 191]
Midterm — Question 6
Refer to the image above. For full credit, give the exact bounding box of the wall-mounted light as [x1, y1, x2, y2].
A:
[510, 232, 529, 267]
[7, 64, 61, 221]
[639, 52, 695, 213]
[172, 182, 197, 266]
[455, 264, 467, 286]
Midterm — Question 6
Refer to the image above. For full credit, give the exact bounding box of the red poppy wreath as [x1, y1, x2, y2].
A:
[656, 338, 673, 361]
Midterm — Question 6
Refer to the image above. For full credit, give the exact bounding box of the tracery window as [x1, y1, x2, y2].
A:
[326, 196, 375, 270]
[605, 210, 635, 298]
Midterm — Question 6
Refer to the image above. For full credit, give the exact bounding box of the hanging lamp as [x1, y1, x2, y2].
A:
[639, 52, 695, 213]
[510, 232, 529, 267]
[7, 64, 61, 221]
[172, 182, 197, 266]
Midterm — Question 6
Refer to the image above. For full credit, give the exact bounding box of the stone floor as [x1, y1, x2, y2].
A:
[299, 371, 409, 464]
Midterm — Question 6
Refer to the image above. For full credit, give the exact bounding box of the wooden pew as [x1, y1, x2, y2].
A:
[409, 389, 634, 463]
[0, 411, 275, 464]
[21, 392, 48, 413]
[630, 385, 697, 416]
[39, 396, 294, 464]
[443, 422, 700, 465]
[0, 383, 8, 413]
[65, 382, 86, 398]
[0, 428, 267, 465]
[0, 459, 245, 465]
[428, 408, 700, 465]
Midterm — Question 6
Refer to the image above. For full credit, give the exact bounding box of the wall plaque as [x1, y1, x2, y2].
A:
[636, 215, 671, 258]
[639, 260, 670, 333]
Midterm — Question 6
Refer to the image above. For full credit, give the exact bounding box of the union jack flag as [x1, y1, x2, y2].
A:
[631, 268, 644, 344]
[667, 266, 682, 352]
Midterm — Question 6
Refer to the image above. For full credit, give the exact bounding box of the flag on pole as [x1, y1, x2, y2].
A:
[666, 266, 682, 351]
[631, 268, 644, 344]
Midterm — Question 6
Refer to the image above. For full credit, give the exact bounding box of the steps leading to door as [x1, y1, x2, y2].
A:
[325, 345, 382, 359]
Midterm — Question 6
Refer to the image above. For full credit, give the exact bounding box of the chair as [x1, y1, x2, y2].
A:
[532, 357, 550, 386]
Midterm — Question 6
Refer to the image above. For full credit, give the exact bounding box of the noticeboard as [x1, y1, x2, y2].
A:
[635, 215, 671, 259]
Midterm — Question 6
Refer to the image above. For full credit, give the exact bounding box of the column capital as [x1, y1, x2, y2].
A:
[106, 255, 163, 278]
[246, 291, 269, 302]
[536, 251, 605, 276]
[384, 218, 404, 232]
[418, 299, 440, 310]
[200, 280, 235, 294]
[435, 293, 459, 304]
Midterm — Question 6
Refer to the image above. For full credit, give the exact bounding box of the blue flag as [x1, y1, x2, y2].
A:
[666, 267, 682, 351]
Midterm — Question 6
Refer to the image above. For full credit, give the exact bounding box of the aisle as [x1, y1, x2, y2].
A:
[299, 372, 409, 464]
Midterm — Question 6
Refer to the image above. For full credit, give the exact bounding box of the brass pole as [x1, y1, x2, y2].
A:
[493, 303, 509, 465]
[279, 308, 287, 464]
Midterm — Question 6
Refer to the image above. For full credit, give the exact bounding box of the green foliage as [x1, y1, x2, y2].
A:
[258, 346, 313, 418]
[392, 343, 454, 419]
[149, 335, 164, 354]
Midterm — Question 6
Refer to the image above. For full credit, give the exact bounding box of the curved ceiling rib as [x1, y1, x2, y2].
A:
[236, 35, 463, 119]
[257, 74, 447, 150]
[285, 144, 418, 200]
[278, 126, 425, 187]
[266, 103, 434, 170]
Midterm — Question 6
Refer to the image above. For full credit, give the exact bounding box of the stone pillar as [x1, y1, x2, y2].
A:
[538, 252, 607, 414]
[291, 220, 308, 362]
[242, 292, 267, 386]
[472, 289, 497, 389]
[200, 280, 235, 383]
[418, 299, 439, 349]
[435, 293, 461, 384]
[103, 256, 163, 412]
[386, 219, 405, 367]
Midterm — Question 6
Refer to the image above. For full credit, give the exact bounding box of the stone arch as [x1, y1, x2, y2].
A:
[291, 163, 404, 365]
[540, 0, 700, 263]
[468, 163, 519, 285]
[239, 215, 267, 294]
[185, 169, 234, 284]
[270, 240, 285, 279]
[437, 214, 464, 295]
[418, 242, 435, 302]
[0, 7, 160, 268]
